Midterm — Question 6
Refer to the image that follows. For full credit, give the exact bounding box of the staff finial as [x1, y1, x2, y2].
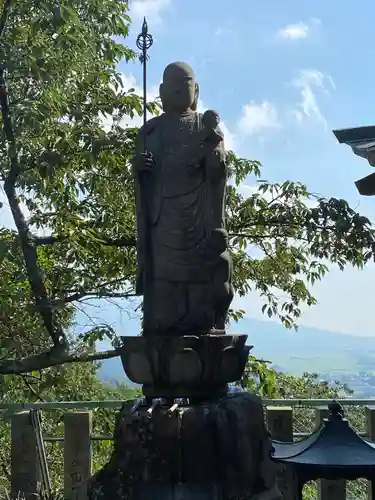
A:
[136, 18, 154, 151]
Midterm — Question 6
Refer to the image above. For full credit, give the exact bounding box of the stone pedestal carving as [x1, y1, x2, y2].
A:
[117, 334, 249, 399]
[88, 334, 281, 499]
[89, 390, 280, 500]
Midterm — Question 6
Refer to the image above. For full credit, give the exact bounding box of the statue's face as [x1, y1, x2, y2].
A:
[160, 63, 197, 113]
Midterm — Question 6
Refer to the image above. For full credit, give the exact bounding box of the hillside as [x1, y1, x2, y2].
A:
[98, 317, 375, 384]
[232, 317, 375, 375]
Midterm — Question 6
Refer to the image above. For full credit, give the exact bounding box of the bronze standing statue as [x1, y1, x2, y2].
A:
[89, 20, 281, 500]
[133, 61, 233, 336]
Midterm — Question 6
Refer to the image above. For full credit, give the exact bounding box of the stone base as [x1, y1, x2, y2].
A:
[88, 392, 281, 500]
[116, 334, 250, 399]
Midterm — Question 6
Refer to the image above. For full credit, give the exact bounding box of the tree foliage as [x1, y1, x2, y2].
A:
[227, 156, 375, 327]
[240, 356, 353, 399]
[0, 0, 374, 375]
[0, 362, 139, 491]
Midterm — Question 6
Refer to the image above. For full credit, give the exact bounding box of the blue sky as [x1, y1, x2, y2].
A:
[2, 0, 375, 338]
[120, 0, 375, 336]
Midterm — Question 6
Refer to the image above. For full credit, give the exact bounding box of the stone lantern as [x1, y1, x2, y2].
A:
[271, 401, 375, 500]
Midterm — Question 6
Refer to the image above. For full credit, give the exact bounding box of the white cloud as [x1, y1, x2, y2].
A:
[278, 18, 321, 41]
[121, 74, 142, 95]
[292, 69, 335, 125]
[115, 74, 152, 127]
[102, 73, 160, 131]
[237, 101, 279, 137]
[279, 22, 310, 40]
[237, 183, 257, 198]
[130, 0, 170, 26]
[220, 122, 236, 152]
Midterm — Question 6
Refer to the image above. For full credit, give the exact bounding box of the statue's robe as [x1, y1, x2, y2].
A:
[134, 110, 228, 335]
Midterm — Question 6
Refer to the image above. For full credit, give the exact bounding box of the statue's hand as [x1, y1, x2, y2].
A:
[204, 145, 226, 182]
[206, 145, 225, 164]
[136, 152, 154, 174]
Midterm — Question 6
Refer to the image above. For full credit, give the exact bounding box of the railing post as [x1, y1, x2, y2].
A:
[11, 411, 40, 500]
[366, 406, 375, 499]
[315, 406, 346, 500]
[266, 406, 298, 500]
[64, 411, 92, 500]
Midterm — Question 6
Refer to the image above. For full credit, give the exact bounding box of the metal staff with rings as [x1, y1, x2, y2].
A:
[136, 18, 153, 151]
[135, 18, 154, 317]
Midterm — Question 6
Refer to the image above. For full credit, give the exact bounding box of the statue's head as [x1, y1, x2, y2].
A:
[160, 62, 199, 113]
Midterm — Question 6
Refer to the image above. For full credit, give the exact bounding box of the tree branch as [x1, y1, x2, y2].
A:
[34, 234, 136, 247]
[21, 373, 46, 401]
[0, 347, 119, 375]
[230, 232, 286, 240]
[0, 5, 66, 348]
[34, 235, 66, 245]
[52, 291, 137, 306]
[0, 0, 10, 37]
[51, 277, 136, 305]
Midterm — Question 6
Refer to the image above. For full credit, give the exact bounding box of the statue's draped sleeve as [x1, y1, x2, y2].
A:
[132, 117, 162, 295]
[204, 123, 227, 229]
[205, 124, 226, 181]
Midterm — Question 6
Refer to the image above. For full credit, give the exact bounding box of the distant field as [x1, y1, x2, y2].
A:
[270, 354, 375, 376]
[233, 317, 375, 376]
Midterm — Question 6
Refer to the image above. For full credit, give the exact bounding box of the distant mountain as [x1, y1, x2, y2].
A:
[232, 317, 375, 375]
[97, 318, 375, 384]
[99, 356, 139, 388]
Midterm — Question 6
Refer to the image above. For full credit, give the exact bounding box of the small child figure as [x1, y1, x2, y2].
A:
[188, 109, 224, 169]
[201, 109, 223, 147]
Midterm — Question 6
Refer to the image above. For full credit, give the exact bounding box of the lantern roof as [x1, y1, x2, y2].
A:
[272, 402, 375, 481]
